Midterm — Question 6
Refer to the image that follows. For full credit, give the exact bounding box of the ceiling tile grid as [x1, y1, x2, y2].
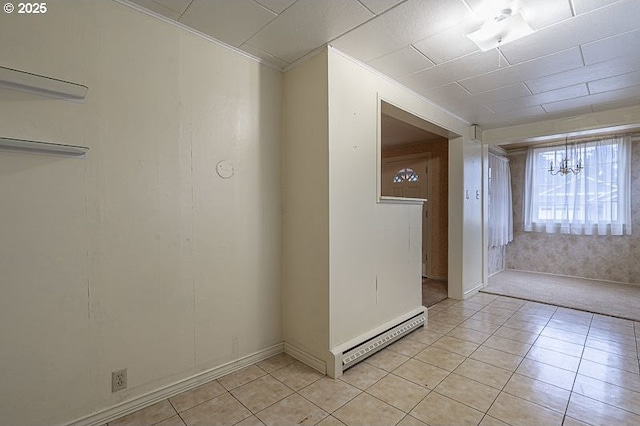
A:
[124, 0, 640, 129]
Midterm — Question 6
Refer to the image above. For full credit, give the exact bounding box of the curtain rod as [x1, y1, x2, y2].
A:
[522, 132, 638, 151]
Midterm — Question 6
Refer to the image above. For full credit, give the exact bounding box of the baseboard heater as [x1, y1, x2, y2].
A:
[341, 312, 425, 371]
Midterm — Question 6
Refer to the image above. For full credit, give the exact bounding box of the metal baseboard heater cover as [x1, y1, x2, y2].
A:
[341, 312, 425, 371]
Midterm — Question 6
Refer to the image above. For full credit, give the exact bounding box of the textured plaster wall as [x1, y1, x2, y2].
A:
[505, 140, 640, 284]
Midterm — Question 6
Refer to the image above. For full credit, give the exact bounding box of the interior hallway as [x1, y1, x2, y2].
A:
[108, 293, 640, 425]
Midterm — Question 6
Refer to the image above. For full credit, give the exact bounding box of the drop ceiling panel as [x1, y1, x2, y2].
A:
[399, 49, 506, 93]
[542, 84, 640, 113]
[129, 0, 182, 20]
[253, 0, 296, 14]
[572, 0, 622, 15]
[331, 0, 471, 63]
[359, 0, 406, 15]
[486, 84, 589, 114]
[525, 55, 640, 94]
[581, 29, 640, 65]
[500, 0, 639, 65]
[154, 0, 190, 14]
[179, 0, 277, 48]
[246, 0, 373, 63]
[460, 47, 584, 94]
[368, 46, 434, 80]
[412, 24, 480, 65]
[439, 83, 531, 111]
[588, 70, 640, 94]
[421, 83, 470, 104]
[592, 95, 640, 112]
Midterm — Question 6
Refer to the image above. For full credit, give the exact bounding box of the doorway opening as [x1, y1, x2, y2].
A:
[379, 101, 449, 307]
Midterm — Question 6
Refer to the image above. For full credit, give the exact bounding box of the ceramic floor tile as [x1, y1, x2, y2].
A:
[489, 299, 525, 311]
[540, 326, 587, 345]
[434, 373, 500, 412]
[567, 393, 640, 426]
[534, 336, 585, 357]
[459, 319, 502, 334]
[405, 327, 445, 345]
[366, 374, 430, 412]
[429, 312, 469, 326]
[316, 415, 346, 426]
[582, 347, 640, 374]
[339, 362, 387, 390]
[470, 345, 523, 371]
[487, 392, 563, 426]
[218, 365, 267, 391]
[578, 359, 640, 393]
[547, 318, 589, 336]
[333, 393, 405, 426]
[561, 416, 591, 426]
[478, 415, 510, 426]
[588, 328, 637, 346]
[446, 326, 492, 344]
[501, 318, 545, 334]
[526, 346, 581, 372]
[423, 320, 456, 335]
[410, 391, 484, 426]
[255, 353, 296, 373]
[573, 374, 640, 415]
[387, 338, 428, 357]
[482, 305, 517, 317]
[503, 373, 570, 413]
[483, 335, 532, 356]
[256, 394, 328, 426]
[234, 416, 265, 426]
[231, 375, 293, 413]
[585, 335, 638, 359]
[413, 346, 466, 371]
[109, 400, 177, 426]
[155, 416, 186, 426]
[169, 380, 226, 413]
[396, 415, 428, 426]
[516, 359, 576, 391]
[298, 377, 361, 413]
[392, 359, 449, 389]
[181, 393, 252, 426]
[270, 361, 323, 391]
[453, 358, 513, 390]
[432, 335, 480, 357]
[493, 326, 539, 344]
[470, 311, 510, 325]
[363, 348, 410, 372]
[510, 312, 551, 326]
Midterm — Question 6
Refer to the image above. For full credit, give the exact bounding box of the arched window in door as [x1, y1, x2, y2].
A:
[393, 168, 419, 183]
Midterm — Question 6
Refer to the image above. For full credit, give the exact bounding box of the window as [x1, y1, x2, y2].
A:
[393, 168, 419, 183]
[523, 136, 631, 236]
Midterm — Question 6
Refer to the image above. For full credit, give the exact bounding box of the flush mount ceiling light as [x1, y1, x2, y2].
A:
[466, 0, 535, 51]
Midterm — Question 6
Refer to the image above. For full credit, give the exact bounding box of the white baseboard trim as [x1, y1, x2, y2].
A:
[464, 283, 483, 298]
[284, 343, 326, 375]
[67, 343, 284, 426]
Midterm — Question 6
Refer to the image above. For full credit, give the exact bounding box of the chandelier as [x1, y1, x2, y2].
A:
[548, 138, 583, 176]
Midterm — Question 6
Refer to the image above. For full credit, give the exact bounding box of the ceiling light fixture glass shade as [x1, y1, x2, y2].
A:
[466, 1, 535, 51]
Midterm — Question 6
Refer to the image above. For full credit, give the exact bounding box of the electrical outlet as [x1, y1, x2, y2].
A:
[112, 369, 127, 392]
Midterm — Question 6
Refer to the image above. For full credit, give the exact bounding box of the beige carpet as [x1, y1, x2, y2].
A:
[484, 270, 640, 322]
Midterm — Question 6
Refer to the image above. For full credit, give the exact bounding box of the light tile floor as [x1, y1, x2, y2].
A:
[108, 293, 640, 426]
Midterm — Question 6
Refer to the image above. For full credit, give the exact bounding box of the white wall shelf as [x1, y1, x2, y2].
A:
[0, 137, 88, 157]
[0, 66, 88, 102]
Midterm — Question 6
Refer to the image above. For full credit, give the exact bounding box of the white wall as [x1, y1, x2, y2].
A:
[282, 51, 330, 365]
[326, 48, 474, 350]
[0, 2, 282, 425]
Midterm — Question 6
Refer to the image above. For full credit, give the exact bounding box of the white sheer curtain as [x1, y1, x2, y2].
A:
[489, 153, 513, 247]
[524, 135, 632, 235]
